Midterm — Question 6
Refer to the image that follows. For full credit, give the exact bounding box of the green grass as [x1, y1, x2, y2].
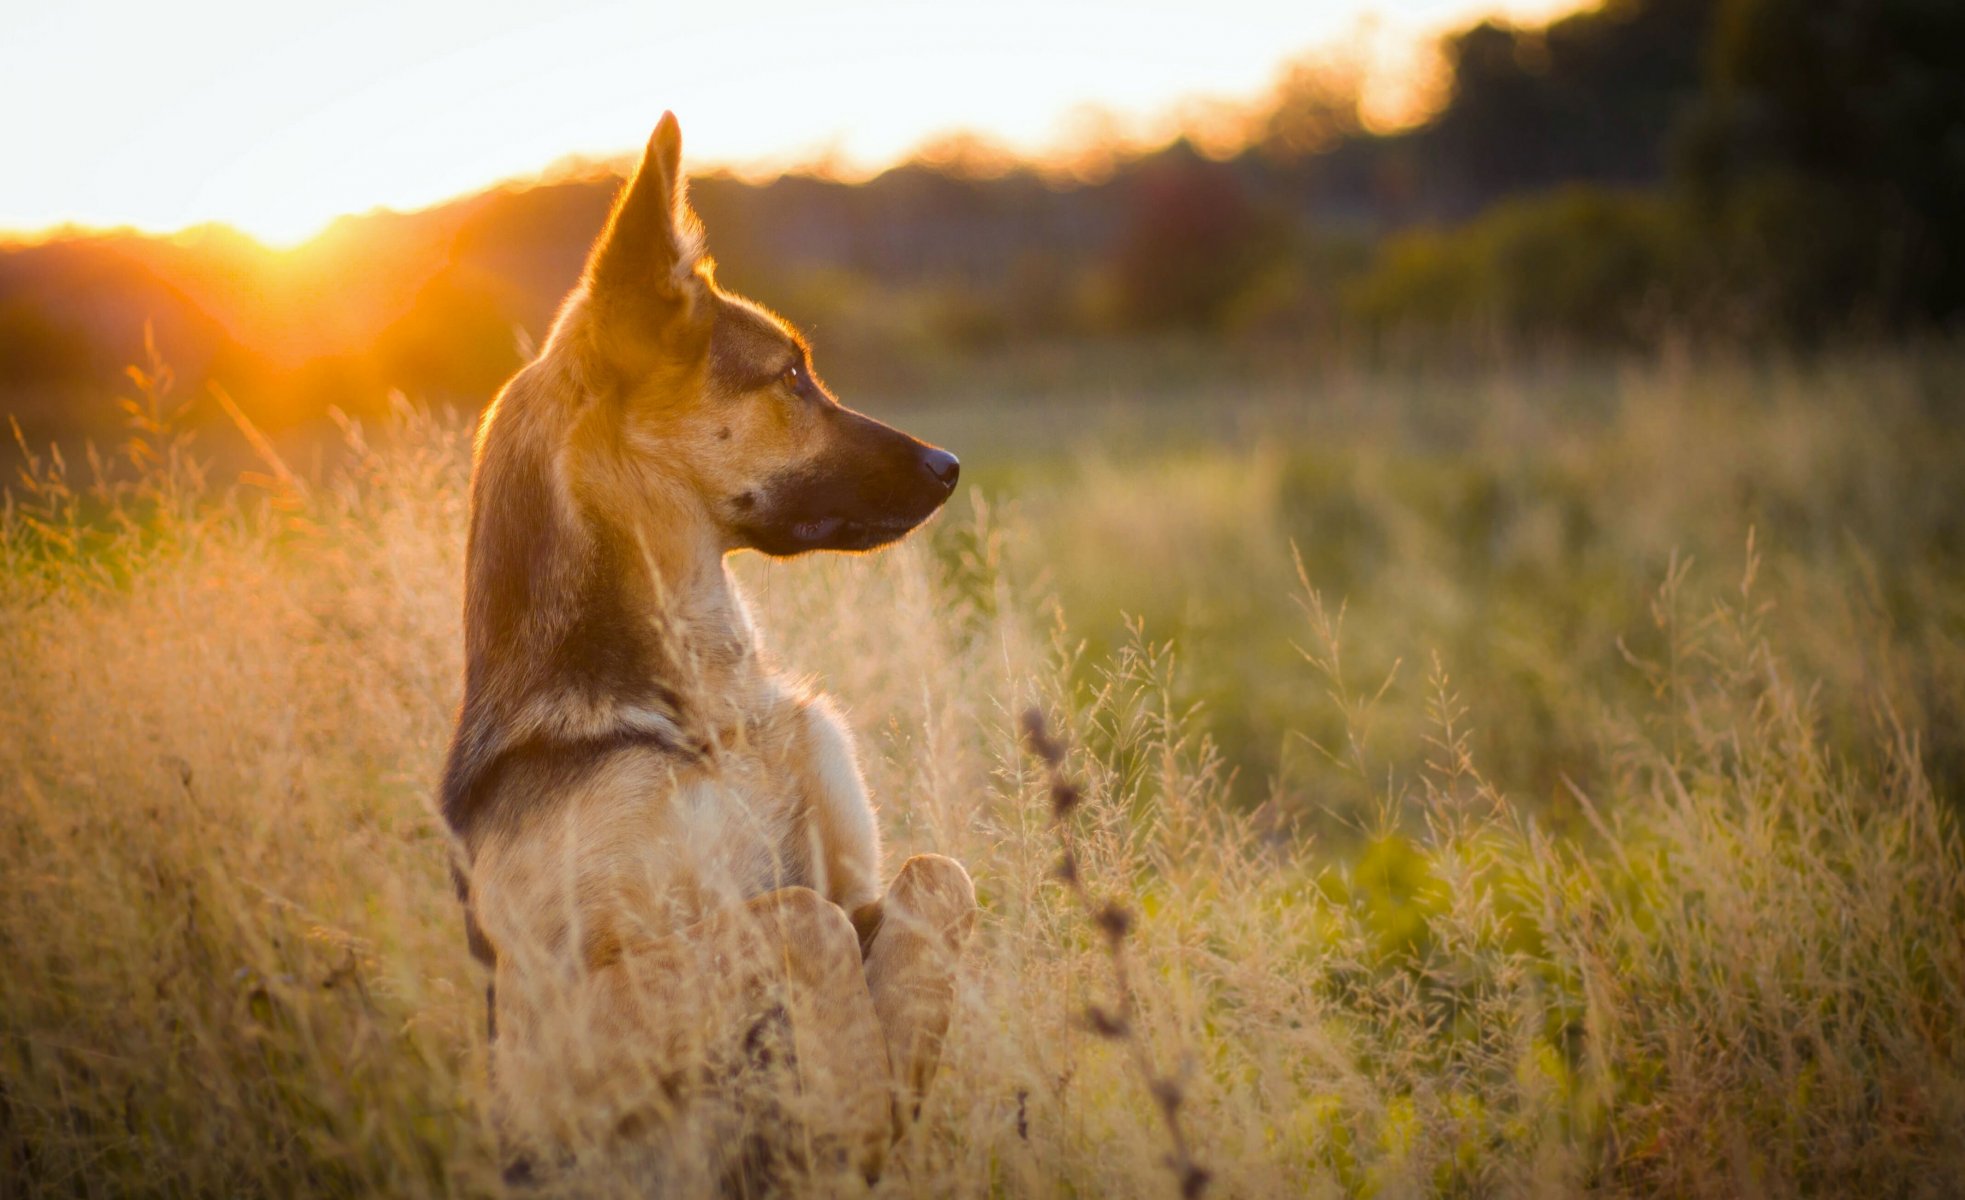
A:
[2, 343, 1962, 1196]
[926, 345, 1965, 830]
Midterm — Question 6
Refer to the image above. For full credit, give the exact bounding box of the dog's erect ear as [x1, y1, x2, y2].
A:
[586, 112, 708, 324]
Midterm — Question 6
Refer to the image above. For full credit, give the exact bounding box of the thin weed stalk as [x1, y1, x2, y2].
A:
[1020, 707, 1210, 1200]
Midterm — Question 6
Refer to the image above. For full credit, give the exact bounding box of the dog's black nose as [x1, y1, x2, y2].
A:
[920, 448, 960, 491]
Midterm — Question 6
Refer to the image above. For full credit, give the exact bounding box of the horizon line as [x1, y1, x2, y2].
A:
[0, 120, 1307, 253]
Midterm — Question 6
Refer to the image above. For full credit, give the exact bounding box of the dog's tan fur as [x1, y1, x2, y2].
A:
[439, 113, 975, 1189]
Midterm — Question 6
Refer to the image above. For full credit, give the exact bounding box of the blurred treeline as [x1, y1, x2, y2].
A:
[2, 0, 1961, 440]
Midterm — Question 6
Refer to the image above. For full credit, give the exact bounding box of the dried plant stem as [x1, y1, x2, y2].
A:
[1021, 708, 1210, 1200]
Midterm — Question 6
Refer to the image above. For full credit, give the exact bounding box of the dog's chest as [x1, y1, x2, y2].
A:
[473, 738, 816, 965]
[657, 747, 812, 899]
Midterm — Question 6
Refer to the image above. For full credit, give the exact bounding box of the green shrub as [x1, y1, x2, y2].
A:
[1345, 186, 1686, 343]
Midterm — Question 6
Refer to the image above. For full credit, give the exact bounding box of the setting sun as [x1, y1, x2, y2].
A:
[6, 0, 1582, 246]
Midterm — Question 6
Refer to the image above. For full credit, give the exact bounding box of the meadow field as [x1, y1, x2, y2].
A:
[3, 342, 1963, 1196]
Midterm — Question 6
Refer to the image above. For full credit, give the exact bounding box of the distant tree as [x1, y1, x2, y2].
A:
[1679, 0, 1965, 324]
[370, 266, 525, 405]
[1345, 186, 1685, 343]
[1255, 53, 1365, 161]
[1107, 144, 1287, 330]
[1418, 0, 1717, 214]
[0, 302, 92, 388]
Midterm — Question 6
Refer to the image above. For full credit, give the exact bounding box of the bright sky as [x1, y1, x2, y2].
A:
[1, 0, 1581, 246]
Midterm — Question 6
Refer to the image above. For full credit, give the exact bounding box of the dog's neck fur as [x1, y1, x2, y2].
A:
[441, 326, 767, 843]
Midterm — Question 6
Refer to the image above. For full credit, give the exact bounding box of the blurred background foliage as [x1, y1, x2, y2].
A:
[3, 0, 1962, 445]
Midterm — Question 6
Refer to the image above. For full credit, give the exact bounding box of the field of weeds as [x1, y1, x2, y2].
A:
[3, 344, 1963, 1197]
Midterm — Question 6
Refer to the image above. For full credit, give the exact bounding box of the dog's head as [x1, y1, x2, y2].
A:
[573, 112, 957, 557]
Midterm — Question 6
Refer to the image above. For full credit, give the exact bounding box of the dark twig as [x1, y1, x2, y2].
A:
[1021, 708, 1210, 1200]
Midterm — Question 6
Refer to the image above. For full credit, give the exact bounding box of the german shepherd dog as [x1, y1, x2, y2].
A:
[439, 113, 977, 1192]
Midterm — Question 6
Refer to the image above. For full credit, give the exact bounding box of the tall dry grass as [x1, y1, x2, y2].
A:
[2, 347, 1962, 1196]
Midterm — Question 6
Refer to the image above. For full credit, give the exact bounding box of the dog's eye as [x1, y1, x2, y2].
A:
[781, 362, 815, 398]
